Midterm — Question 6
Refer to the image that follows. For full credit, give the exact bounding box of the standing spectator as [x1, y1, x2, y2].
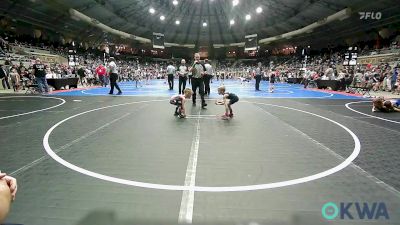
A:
[32, 58, 49, 93]
[85, 67, 94, 86]
[303, 68, 312, 88]
[96, 64, 107, 87]
[178, 59, 188, 94]
[190, 53, 207, 108]
[0, 64, 11, 90]
[203, 59, 213, 96]
[391, 65, 398, 93]
[77, 66, 86, 86]
[108, 57, 122, 95]
[166, 61, 176, 90]
[255, 62, 262, 91]
[9, 68, 20, 92]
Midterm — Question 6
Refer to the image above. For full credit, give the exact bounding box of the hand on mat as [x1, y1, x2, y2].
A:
[215, 100, 224, 105]
[0, 174, 17, 201]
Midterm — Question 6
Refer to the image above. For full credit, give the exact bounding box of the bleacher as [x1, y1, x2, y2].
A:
[1, 43, 68, 66]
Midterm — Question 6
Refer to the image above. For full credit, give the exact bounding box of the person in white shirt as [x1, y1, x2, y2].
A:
[134, 68, 143, 88]
[303, 69, 312, 88]
[203, 59, 213, 96]
[178, 59, 188, 94]
[353, 70, 363, 86]
[325, 67, 334, 80]
[166, 62, 176, 90]
[108, 57, 122, 95]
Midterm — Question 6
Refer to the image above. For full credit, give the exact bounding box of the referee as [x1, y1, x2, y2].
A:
[203, 59, 213, 96]
[108, 57, 122, 95]
[190, 53, 207, 108]
[255, 62, 262, 91]
[178, 59, 188, 94]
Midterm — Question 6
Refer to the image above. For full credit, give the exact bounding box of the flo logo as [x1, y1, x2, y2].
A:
[321, 202, 390, 220]
[359, 12, 382, 20]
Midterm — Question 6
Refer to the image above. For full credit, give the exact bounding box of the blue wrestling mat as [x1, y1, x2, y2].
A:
[52, 79, 362, 99]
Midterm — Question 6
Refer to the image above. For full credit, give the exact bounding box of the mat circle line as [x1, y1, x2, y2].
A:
[43, 99, 360, 192]
[345, 101, 400, 124]
[0, 96, 66, 120]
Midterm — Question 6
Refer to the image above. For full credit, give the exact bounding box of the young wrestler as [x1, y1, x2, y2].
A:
[170, 88, 193, 118]
[372, 97, 400, 112]
[269, 71, 276, 93]
[216, 86, 239, 120]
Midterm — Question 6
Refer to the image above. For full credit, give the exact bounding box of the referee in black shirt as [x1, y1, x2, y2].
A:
[190, 53, 207, 108]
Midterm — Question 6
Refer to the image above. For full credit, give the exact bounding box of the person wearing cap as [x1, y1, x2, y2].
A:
[189, 53, 207, 108]
[107, 57, 122, 95]
[32, 58, 49, 93]
[178, 59, 188, 94]
[203, 59, 214, 96]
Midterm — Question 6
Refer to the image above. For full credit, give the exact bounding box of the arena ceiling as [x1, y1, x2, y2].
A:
[0, 0, 399, 48]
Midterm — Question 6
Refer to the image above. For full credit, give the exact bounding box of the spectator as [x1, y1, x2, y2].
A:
[96, 64, 107, 87]
[9, 68, 20, 92]
[391, 66, 398, 93]
[32, 58, 49, 93]
[77, 66, 86, 86]
[0, 64, 11, 90]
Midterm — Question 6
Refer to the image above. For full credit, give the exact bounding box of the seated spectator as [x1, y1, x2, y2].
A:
[0, 172, 17, 223]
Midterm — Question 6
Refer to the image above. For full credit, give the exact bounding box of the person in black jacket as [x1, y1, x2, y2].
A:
[32, 58, 49, 93]
[0, 64, 11, 90]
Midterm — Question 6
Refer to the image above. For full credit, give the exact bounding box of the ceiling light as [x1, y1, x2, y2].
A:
[202, 22, 207, 27]
[232, 0, 239, 7]
[230, 19, 235, 25]
[160, 15, 165, 21]
[245, 14, 251, 20]
[256, 7, 263, 13]
[173, 0, 178, 6]
[175, 20, 180, 25]
[149, 8, 155, 14]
